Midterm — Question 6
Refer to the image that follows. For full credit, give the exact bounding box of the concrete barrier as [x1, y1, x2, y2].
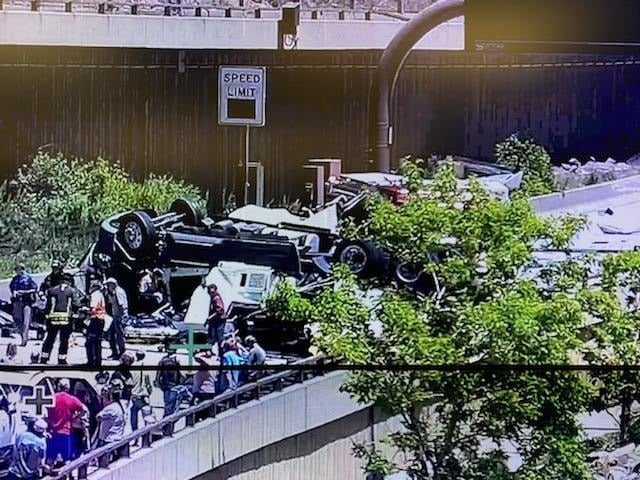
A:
[0, 11, 463, 50]
[0, 12, 279, 49]
[531, 174, 640, 216]
[297, 17, 464, 50]
[89, 371, 366, 480]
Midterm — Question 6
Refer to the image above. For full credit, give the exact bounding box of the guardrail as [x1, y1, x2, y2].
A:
[45, 356, 328, 480]
[0, 0, 438, 16]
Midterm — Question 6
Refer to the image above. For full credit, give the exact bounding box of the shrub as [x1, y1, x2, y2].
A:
[495, 133, 555, 197]
[0, 152, 207, 276]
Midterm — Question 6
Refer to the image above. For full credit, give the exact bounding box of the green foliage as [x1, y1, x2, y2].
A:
[352, 443, 396, 477]
[496, 133, 555, 197]
[267, 158, 640, 478]
[399, 156, 429, 193]
[0, 152, 206, 275]
[262, 280, 316, 323]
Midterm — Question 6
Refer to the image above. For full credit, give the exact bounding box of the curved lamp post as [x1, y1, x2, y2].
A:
[372, 0, 466, 172]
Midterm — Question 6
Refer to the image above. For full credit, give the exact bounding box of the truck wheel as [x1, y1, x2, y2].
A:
[170, 198, 202, 226]
[117, 211, 157, 259]
[334, 240, 384, 278]
[394, 263, 422, 285]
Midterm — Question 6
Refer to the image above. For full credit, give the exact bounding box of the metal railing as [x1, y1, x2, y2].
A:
[0, 0, 439, 16]
[44, 356, 328, 480]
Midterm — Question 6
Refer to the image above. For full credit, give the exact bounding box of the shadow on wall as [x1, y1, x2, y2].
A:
[197, 407, 394, 480]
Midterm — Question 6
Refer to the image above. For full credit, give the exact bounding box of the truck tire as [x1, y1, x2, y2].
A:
[170, 198, 202, 226]
[334, 240, 385, 278]
[394, 263, 422, 286]
[117, 211, 157, 260]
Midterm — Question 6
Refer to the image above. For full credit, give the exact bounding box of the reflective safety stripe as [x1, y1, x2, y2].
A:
[47, 311, 70, 325]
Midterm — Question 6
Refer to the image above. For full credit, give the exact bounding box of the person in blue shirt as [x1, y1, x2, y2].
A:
[219, 340, 246, 392]
[8, 417, 49, 480]
[9, 264, 38, 347]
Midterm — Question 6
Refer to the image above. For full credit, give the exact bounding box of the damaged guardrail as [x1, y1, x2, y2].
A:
[45, 355, 328, 480]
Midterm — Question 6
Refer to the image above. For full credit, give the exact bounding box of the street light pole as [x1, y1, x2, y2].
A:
[372, 0, 465, 172]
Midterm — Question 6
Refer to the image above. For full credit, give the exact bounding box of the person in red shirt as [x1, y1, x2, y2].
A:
[205, 283, 226, 351]
[45, 378, 87, 466]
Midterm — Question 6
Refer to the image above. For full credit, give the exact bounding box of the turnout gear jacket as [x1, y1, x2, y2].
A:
[45, 284, 77, 326]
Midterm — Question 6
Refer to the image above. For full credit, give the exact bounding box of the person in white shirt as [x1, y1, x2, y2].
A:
[85, 280, 108, 368]
[95, 380, 129, 451]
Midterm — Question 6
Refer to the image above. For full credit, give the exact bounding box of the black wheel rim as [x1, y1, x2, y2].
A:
[396, 264, 420, 284]
[340, 245, 367, 274]
[123, 221, 144, 250]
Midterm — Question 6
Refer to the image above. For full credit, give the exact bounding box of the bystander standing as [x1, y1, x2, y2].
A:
[243, 335, 266, 381]
[220, 340, 244, 392]
[193, 346, 218, 421]
[9, 263, 37, 347]
[205, 283, 226, 351]
[8, 417, 49, 480]
[45, 379, 87, 467]
[95, 379, 129, 453]
[155, 343, 184, 418]
[104, 278, 128, 360]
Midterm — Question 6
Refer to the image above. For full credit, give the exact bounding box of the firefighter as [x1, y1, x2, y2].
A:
[39, 274, 78, 365]
[40, 260, 65, 295]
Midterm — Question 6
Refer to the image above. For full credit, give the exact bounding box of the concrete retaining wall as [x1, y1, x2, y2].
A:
[199, 406, 405, 480]
[0, 12, 279, 49]
[297, 17, 464, 50]
[0, 12, 463, 49]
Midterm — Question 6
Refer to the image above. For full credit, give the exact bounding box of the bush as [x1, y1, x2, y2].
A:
[0, 152, 207, 276]
[495, 133, 555, 197]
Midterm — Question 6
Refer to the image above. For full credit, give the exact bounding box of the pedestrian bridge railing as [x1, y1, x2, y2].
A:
[45, 355, 329, 480]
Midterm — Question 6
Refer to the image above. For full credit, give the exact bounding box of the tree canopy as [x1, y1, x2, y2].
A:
[266, 158, 640, 479]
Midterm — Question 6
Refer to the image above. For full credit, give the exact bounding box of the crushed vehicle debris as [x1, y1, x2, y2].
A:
[590, 443, 640, 480]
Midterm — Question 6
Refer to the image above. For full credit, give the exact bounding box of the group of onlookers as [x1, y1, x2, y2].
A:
[157, 333, 267, 419]
[6, 332, 267, 480]
[8, 378, 88, 480]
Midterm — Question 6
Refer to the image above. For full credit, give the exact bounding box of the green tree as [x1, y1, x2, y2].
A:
[266, 159, 640, 479]
[495, 133, 554, 197]
[0, 152, 206, 275]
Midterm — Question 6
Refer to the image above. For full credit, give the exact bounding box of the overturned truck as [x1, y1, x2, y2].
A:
[84, 196, 365, 352]
[83, 161, 523, 352]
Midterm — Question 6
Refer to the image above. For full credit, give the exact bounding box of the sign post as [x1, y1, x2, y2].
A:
[218, 66, 266, 206]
